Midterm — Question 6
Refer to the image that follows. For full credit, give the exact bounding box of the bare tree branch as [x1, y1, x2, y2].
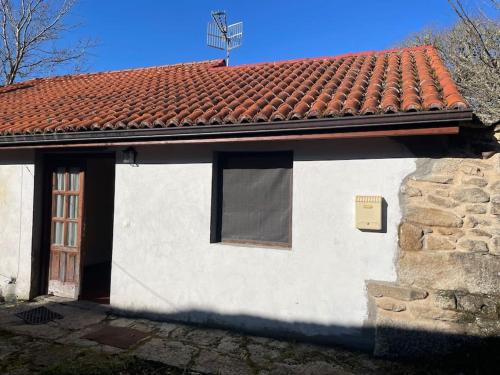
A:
[400, 1, 499, 125]
[448, 0, 498, 70]
[0, 0, 94, 85]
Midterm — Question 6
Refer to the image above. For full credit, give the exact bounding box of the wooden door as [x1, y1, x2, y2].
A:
[48, 167, 85, 299]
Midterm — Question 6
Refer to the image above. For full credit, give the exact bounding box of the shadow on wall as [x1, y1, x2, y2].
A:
[120, 131, 496, 166]
[120, 136, 424, 166]
[108, 260, 372, 349]
[107, 261, 499, 360]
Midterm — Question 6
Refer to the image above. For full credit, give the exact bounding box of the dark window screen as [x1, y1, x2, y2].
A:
[214, 152, 292, 246]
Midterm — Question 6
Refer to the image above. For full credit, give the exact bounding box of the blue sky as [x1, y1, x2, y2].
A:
[66, 0, 460, 73]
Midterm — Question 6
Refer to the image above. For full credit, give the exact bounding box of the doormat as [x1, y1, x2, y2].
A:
[15, 306, 63, 325]
[82, 325, 151, 349]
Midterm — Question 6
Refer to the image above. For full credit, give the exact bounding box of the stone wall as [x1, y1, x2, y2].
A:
[368, 126, 500, 357]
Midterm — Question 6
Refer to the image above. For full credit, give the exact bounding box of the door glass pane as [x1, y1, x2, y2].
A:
[68, 195, 78, 219]
[69, 170, 80, 191]
[54, 195, 65, 218]
[67, 222, 77, 247]
[52, 222, 64, 245]
[55, 169, 66, 191]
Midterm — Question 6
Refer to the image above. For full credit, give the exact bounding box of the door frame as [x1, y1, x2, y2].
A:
[35, 152, 116, 299]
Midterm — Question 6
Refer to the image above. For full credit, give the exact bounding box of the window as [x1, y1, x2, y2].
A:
[211, 151, 293, 248]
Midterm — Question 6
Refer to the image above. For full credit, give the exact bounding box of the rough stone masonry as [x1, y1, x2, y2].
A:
[367, 125, 500, 357]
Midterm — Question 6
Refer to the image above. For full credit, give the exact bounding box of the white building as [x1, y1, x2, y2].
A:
[2, 46, 486, 353]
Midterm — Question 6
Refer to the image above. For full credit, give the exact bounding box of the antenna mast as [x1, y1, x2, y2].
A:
[207, 11, 243, 66]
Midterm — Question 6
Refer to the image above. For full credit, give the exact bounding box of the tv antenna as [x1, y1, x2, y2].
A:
[207, 11, 243, 66]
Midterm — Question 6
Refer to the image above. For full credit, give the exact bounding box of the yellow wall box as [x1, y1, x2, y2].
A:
[355, 195, 382, 230]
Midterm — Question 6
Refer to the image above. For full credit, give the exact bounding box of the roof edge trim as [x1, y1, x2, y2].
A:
[0, 126, 460, 151]
[0, 109, 473, 147]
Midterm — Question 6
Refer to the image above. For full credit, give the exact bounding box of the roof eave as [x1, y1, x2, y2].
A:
[0, 109, 474, 148]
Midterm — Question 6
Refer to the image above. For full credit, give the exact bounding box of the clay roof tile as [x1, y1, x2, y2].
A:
[0, 47, 469, 136]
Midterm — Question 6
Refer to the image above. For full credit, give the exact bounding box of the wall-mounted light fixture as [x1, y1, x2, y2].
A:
[122, 147, 137, 165]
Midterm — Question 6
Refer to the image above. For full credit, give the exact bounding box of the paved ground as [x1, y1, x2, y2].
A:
[0, 297, 493, 374]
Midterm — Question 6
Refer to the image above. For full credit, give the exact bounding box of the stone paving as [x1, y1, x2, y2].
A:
[0, 297, 488, 374]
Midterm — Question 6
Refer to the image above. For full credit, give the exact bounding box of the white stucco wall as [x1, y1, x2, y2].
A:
[110, 138, 416, 347]
[0, 152, 35, 300]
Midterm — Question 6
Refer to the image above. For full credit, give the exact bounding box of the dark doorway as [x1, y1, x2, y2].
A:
[39, 153, 116, 304]
[80, 157, 116, 304]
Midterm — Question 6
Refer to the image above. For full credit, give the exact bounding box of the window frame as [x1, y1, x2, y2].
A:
[210, 151, 293, 249]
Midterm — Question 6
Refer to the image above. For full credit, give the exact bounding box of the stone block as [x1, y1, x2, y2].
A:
[464, 204, 487, 214]
[398, 252, 500, 294]
[406, 206, 463, 228]
[433, 290, 457, 310]
[456, 293, 484, 313]
[402, 185, 422, 197]
[367, 281, 428, 301]
[376, 298, 407, 312]
[424, 235, 456, 250]
[451, 188, 490, 203]
[491, 180, 500, 193]
[490, 228, 500, 236]
[192, 350, 254, 375]
[413, 175, 454, 184]
[490, 237, 500, 255]
[459, 164, 484, 176]
[437, 229, 464, 242]
[464, 216, 479, 228]
[427, 195, 458, 208]
[373, 313, 472, 358]
[216, 336, 243, 354]
[431, 158, 461, 174]
[184, 328, 227, 347]
[491, 195, 500, 215]
[462, 177, 488, 187]
[468, 228, 492, 238]
[409, 304, 464, 322]
[475, 318, 500, 336]
[479, 299, 499, 320]
[135, 339, 197, 368]
[436, 227, 464, 237]
[459, 239, 489, 253]
[399, 223, 423, 251]
[493, 216, 500, 226]
[435, 189, 450, 197]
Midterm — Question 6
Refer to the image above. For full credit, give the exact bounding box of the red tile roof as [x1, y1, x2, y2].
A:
[0, 46, 468, 136]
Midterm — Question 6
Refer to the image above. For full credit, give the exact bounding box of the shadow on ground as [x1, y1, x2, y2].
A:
[0, 297, 498, 374]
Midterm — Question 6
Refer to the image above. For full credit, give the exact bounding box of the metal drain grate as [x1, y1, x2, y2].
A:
[15, 306, 63, 325]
